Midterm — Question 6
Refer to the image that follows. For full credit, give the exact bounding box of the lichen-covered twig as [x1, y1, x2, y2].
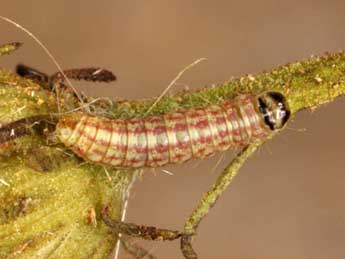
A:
[0, 42, 22, 56]
[102, 209, 182, 241]
[181, 141, 264, 258]
[106, 51, 345, 119]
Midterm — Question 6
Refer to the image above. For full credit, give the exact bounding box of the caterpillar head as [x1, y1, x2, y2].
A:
[257, 91, 290, 131]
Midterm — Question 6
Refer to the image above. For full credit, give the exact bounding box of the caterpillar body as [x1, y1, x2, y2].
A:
[55, 92, 290, 169]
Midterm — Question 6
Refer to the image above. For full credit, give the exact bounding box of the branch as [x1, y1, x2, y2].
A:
[107, 51, 345, 118]
[181, 141, 264, 259]
[0, 47, 345, 259]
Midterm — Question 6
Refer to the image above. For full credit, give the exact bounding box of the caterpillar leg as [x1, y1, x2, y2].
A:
[181, 141, 264, 259]
[0, 42, 22, 57]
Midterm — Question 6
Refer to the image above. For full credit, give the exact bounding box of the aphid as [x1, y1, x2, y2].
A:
[56, 91, 290, 169]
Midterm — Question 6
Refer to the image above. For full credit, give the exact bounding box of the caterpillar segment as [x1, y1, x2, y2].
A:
[56, 92, 290, 168]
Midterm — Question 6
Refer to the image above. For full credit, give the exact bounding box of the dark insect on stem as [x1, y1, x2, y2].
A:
[16, 64, 117, 113]
[2, 64, 116, 145]
[16, 64, 116, 91]
[52, 67, 116, 83]
[16, 64, 49, 84]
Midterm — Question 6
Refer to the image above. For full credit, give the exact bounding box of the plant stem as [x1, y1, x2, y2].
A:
[181, 141, 264, 258]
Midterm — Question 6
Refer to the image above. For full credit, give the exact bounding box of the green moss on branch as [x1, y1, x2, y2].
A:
[109, 51, 345, 118]
[0, 71, 138, 258]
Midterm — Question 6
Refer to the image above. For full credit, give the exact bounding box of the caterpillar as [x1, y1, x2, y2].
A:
[55, 91, 290, 168]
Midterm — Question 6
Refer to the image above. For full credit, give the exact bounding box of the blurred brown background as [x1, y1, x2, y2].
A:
[2, 1, 345, 258]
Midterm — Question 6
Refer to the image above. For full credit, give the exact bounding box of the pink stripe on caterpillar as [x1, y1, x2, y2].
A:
[55, 92, 291, 169]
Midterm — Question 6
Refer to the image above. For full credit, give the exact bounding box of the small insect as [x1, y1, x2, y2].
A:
[0, 63, 117, 145]
[55, 91, 290, 169]
[16, 64, 117, 115]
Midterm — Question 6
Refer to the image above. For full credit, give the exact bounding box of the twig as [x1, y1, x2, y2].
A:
[181, 140, 265, 258]
[0, 42, 22, 56]
[0, 16, 85, 109]
[102, 210, 182, 241]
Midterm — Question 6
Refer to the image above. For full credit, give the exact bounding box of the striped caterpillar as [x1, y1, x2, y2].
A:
[55, 91, 290, 168]
[0, 42, 291, 169]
